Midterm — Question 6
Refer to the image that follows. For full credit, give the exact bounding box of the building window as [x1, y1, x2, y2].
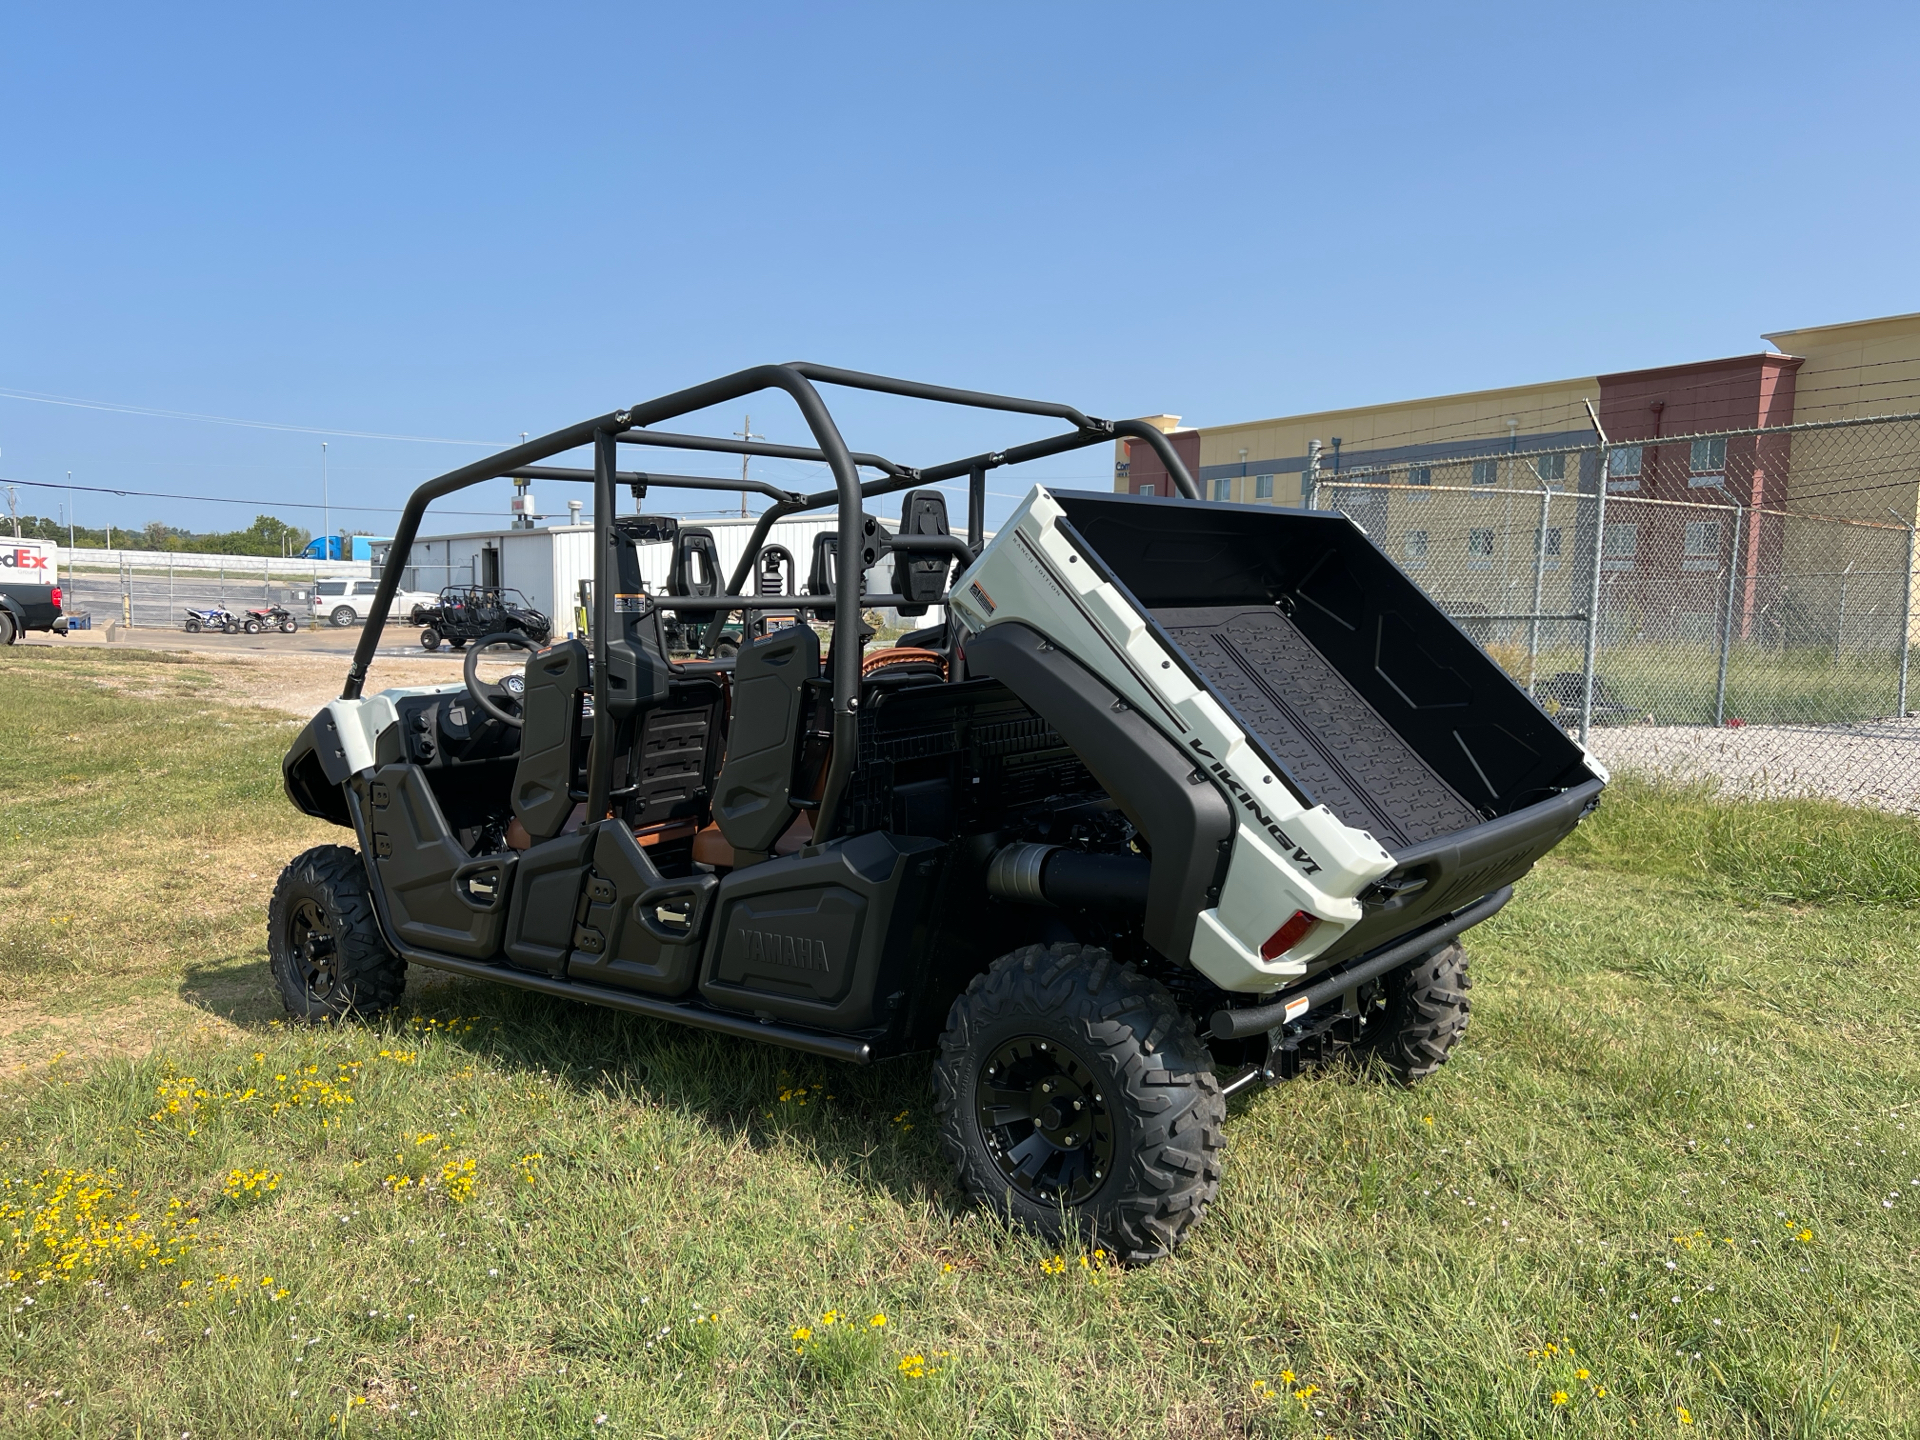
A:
[1690, 436, 1727, 476]
[1135, 482, 1157, 496]
[1211, 477, 1232, 501]
[1254, 474, 1274, 499]
[1603, 522, 1638, 570]
[1607, 445, 1643, 493]
[1537, 526, 1564, 568]
[1472, 459, 1499, 487]
[1468, 528, 1495, 568]
[1684, 519, 1721, 570]
[1534, 453, 1567, 488]
[1403, 529, 1429, 568]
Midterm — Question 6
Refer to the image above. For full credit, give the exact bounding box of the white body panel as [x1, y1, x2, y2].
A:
[949, 486, 1397, 995]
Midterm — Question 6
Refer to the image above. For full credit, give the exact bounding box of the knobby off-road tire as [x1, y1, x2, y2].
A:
[420, 627, 443, 652]
[933, 943, 1226, 1263]
[268, 845, 406, 1021]
[1364, 941, 1471, 1085]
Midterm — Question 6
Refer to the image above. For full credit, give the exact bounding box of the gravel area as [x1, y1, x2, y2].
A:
[1587, 716, 1920, 812]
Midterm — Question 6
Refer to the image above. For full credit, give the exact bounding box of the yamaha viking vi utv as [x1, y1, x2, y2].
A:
[273, 364, 1606, 1260]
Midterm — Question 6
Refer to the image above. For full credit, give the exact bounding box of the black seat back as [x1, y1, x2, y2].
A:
[756, 545, 795, 595]
[891, 489, 952, 617]
[512, 640, 591, 842]
[712, 623, 820, 853]
[805, 532, 837, 597]
[669, 528, 721, 598]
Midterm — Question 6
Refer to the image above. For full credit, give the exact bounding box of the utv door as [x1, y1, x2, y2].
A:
[354, 765, 513, 958]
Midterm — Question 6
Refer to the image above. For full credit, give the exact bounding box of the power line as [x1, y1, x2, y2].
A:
[0, 474, 504, 517]
[0, 386, 510, 446]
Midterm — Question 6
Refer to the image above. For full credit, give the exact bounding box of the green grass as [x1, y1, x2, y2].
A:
[1491, 641, 1909, 728]
[2, 647, 1918, 1437]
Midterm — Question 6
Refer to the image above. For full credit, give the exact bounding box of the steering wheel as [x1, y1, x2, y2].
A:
[463, 631, 541, 728]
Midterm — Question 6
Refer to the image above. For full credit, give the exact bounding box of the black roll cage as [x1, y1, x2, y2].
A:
[342, 362, 1201, 836]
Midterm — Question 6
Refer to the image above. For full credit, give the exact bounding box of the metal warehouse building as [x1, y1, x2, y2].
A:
[400, 514, 911, 635]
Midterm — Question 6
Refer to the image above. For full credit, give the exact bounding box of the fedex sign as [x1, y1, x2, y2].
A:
[1, 542, 56, 574]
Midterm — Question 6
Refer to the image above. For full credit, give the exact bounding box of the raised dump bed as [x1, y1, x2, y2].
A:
[953, 489, 1604, 983]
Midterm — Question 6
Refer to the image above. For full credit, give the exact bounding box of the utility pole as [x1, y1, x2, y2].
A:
[733, 414, 763, 518]
[68, 474, 75, 558]
[6, 485, 19, 539]
[321, 441, 330, 564]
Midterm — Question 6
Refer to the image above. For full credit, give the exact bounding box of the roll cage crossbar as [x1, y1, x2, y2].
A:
[341, 362, 1201, 836]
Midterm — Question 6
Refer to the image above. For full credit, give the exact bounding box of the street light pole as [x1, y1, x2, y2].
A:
[321, 441, 330, 563]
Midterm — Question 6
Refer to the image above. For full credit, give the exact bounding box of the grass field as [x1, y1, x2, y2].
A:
[2, 646, 1917, 1438]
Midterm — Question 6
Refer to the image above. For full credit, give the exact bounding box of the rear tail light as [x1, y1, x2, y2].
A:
[50, 587, 62, 609]
[1260, 910, 1319, 961]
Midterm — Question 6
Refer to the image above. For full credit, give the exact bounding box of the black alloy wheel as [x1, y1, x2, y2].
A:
[286, 896, 340, 1004]
[267, 845, 405, 1021]
[934, 943, 1226, 1262]
[975, 1035, 1117, 1206]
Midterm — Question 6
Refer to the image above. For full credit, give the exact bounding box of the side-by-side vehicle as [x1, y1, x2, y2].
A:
[272, 364, 1606, 1259]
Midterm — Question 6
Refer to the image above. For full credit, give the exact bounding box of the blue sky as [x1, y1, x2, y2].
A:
[4, 2, 1917, 539]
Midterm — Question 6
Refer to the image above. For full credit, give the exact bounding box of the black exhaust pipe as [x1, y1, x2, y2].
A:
[985, 843, 1149, 917]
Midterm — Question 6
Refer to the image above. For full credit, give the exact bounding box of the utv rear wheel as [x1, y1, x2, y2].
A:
[933, 943, 1226, 1263]
[1362, 942, 1471, 1085]
[268, 845, 405, 1021]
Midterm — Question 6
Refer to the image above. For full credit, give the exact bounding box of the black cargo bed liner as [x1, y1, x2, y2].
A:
[1155, 604, 1482, 848]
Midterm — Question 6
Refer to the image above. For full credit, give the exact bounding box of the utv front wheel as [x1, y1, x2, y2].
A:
[420, 627, 442, 652]
[268, 845, 405, 1021]
[1361, 941, 1471, 1085]
[933, 944, 1225, 1263]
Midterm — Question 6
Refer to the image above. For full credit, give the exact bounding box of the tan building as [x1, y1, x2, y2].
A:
[1121, 311, 1920, 656]
[1115, 377, 1603, 506]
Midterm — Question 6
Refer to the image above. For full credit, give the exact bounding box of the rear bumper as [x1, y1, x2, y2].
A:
[50, 616, 69, 634]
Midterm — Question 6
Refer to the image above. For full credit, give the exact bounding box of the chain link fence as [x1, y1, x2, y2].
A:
[1313, 413, 1920, 811]
[56, 552, 343, 629]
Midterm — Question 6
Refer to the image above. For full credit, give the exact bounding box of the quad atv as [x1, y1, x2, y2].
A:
[417, 585, 552, 652]
[242, 604, 300, 634]
[272, 363, 1606, 1260]
[184, 605, 240, 634]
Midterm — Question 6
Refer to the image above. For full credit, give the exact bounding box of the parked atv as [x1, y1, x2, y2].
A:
[183, 605, 240, 634]
[242, 604, 300, 634]
[272, 364, 1605, 1261]
[417, 586, 551, 652]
